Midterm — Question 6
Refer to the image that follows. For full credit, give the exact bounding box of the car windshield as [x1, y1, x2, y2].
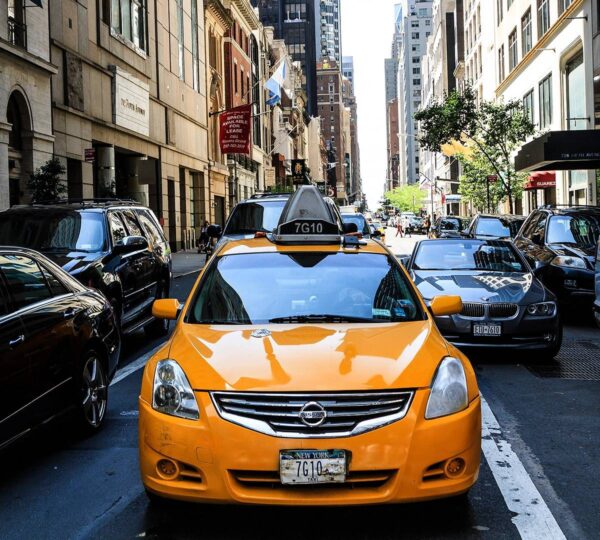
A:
[189, 252, 423, 324]
[547, 215, 600, 248]
[223, 200, 287, 235]
[475, 217, 523, 238]
[0, 211, 106, 253]
[413, 240, 526, 273]
[341, 214, 369, 234]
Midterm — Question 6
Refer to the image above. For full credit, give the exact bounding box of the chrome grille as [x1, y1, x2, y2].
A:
[211, 391, 414, 438]
[460, 302, 485, 318]
[488, 303, 519, 319]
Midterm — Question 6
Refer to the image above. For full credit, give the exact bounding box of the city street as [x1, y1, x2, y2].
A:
[1, 232, 598, 540]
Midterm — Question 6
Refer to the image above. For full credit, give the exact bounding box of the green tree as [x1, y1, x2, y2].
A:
[27, 157, 67, 203]
[415, 84, 535, 213]
[385, 184, 427, 213]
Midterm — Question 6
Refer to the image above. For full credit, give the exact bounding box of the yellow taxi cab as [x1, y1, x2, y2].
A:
[139, 186, 481, 506]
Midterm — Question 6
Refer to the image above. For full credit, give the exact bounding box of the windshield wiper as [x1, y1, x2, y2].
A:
[269, 314, 376, 324]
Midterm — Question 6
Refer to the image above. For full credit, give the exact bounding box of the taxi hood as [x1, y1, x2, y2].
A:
[168, 320, 448, 392]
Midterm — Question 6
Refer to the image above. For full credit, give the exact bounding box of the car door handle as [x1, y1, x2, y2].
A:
[9, 335, 25, 347]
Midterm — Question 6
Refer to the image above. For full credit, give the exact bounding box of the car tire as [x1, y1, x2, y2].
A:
[538, 323, 563, 362]
[76, 349, 108, 434]
[145, 278, 170, 337]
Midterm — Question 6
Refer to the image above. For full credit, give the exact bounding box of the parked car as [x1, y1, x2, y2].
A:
[341, 212, 372, 238]
[406, 238, 562, 358]
[514, 205, 600, 308]
[595, 238, 600, 328]
[0, 247, 121, 449]
[0, 199, 172, 336]
[430, 216, 471, 238]
[370, 221, 386, 236]
[466, 214, 525, 240]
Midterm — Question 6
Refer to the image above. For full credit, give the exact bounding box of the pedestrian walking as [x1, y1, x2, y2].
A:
[396, 220, 404, 237]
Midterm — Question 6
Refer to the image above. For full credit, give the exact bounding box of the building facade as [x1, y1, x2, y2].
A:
[342, 55, 354, 89]
[342, 74, 362, 203]
[0, 0, 55, 210]
[314, 0, 341, 63]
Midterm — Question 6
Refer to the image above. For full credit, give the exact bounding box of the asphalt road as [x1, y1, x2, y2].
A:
[1, 251, 599, 540]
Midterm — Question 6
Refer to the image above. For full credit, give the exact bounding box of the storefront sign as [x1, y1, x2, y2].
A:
[84, 148, 95, 162]
[111, 65, 150, 137]
[219, 105, 252, 155]
[291, 159, 307, 183]
[524, 172, 556, 191]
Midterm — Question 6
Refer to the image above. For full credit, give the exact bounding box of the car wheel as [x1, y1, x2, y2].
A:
[145, 279, 170, 337]
[77, 350, 108, 433]
[538, 323, 563, 362]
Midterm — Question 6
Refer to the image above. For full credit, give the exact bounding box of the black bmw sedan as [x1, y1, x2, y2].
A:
[0, 247, 120, 449]
[406, 239, 561, 358]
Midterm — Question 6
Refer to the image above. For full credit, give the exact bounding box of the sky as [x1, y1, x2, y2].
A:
[341, 0, 398, 209]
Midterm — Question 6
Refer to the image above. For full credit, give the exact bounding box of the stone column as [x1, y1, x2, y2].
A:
[125, 156, 149, 206]
[0, 122, 10, 210]
[97, 146, 116, 197]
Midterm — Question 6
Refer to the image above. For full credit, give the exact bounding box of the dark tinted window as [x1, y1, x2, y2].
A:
[520, 212, 541, 239]
[121, 210, 144, 237]
[0, 211, 106, 253]
[341, 214, 370, 235]
[190, 252, 422, 324]
[414, 241, 526, 272]
[224, 201, 287, 235]
[440, 218, 461, 231]
[0, 254, 52, 309]
[108, 212, 127, 244]
[41, 266, 68, 296]
[475, 217, 524, 238]
[137, 210, 165, 246]
[547, 214, 600, 248]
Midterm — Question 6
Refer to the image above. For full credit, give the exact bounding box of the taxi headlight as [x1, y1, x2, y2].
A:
[152, 360, 199, 420]
[551, 256, 586, 269]
[425, 357, 468, 420]
[526, 301, 557, 317]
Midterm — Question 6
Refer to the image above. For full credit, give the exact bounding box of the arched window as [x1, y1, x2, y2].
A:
[7, 93, 23, 150]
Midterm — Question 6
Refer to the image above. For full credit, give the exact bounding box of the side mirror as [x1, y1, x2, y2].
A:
[114, 235, 149, 254]
[430, 295, 463, 317]
[152, 298, 181, 320]
[343, 222, 358, 234]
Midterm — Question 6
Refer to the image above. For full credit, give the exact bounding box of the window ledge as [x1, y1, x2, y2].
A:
[110, 27, 147, 59]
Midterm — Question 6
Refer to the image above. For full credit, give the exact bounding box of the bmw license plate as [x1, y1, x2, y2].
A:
[280, 450, 346, 485]
[472, 322, 502, 337]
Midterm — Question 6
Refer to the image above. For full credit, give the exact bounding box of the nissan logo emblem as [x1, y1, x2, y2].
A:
[299, 401, 327, 427]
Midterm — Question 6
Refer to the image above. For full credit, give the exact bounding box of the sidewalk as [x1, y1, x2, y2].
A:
[171, 249, 207, 278]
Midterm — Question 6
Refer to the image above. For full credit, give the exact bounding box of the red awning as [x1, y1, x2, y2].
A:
[524, 171, 556, 190]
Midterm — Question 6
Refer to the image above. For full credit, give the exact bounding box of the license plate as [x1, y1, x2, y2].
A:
[473, 322, 502, 337]
[280, 450, 346, 485]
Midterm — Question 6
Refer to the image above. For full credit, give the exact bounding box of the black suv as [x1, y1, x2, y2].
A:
[514, 206, 600, 306]
[466, 214, 525, 240]
[0, 199, 172, 335]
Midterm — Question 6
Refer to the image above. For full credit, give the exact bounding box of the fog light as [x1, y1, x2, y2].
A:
[157, 459, 179, 479]
[445, 458, 466, 477]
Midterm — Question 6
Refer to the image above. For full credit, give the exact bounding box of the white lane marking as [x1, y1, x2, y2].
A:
[481, 396, 566, 540]
[110, 343, 164, 386]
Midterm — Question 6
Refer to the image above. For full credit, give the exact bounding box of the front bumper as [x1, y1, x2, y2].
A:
[435, 311, 560, 351]
[139, 390, 481, 506]
[543, 266, 594, 305]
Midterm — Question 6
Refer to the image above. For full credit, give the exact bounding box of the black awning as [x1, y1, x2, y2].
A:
[515, 129, 600, 172]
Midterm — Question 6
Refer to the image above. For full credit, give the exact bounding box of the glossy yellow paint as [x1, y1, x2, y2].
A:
[430, 295, 463, 317]
[139, 238, 481, 505]
[152, 299, 180, 320]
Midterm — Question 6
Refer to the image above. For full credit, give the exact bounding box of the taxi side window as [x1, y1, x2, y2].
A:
[0, 254, 52, 310]
[108, 212, 127, 244]
[121, 210, 144, 237]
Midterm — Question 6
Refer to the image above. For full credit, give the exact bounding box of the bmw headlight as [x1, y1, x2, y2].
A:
[152, 360, 199, 420]
[425, 357, 468, 420]
[551, 256, 586, 269]
[526, 301, 556, 317]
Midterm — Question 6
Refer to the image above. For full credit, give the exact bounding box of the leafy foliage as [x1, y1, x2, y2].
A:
[27, 157, 67, 203]
[385, 184, 427, 213]
[415, 85, 536, 213]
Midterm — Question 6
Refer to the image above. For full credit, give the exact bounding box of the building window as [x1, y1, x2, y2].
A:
[411, 32, 420, 39]
[508, 28, 518, 71]
[191, 0, 199, 91]
[413, 78, 421, 85]
[538, 73, 552, 128]
[412, 67, 420, 74]
[559, 0, 573, 14]
[521, 9, 532, 56]
[537, 0, 550, 38]
[176, 0, 184, 79]
[234, 62, 238, 94]
[7, 0, 26, 48]
[498, 45, 505, 82]
[496, 0, 503, 23]
[566, 52, 586, 130]
[522, 89, 534, 123]
[111, 0, 147, 51]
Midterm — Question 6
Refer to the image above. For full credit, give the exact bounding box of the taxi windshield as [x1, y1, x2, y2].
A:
[413, 241, 526, 273]
[189, 252, 423, 324]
